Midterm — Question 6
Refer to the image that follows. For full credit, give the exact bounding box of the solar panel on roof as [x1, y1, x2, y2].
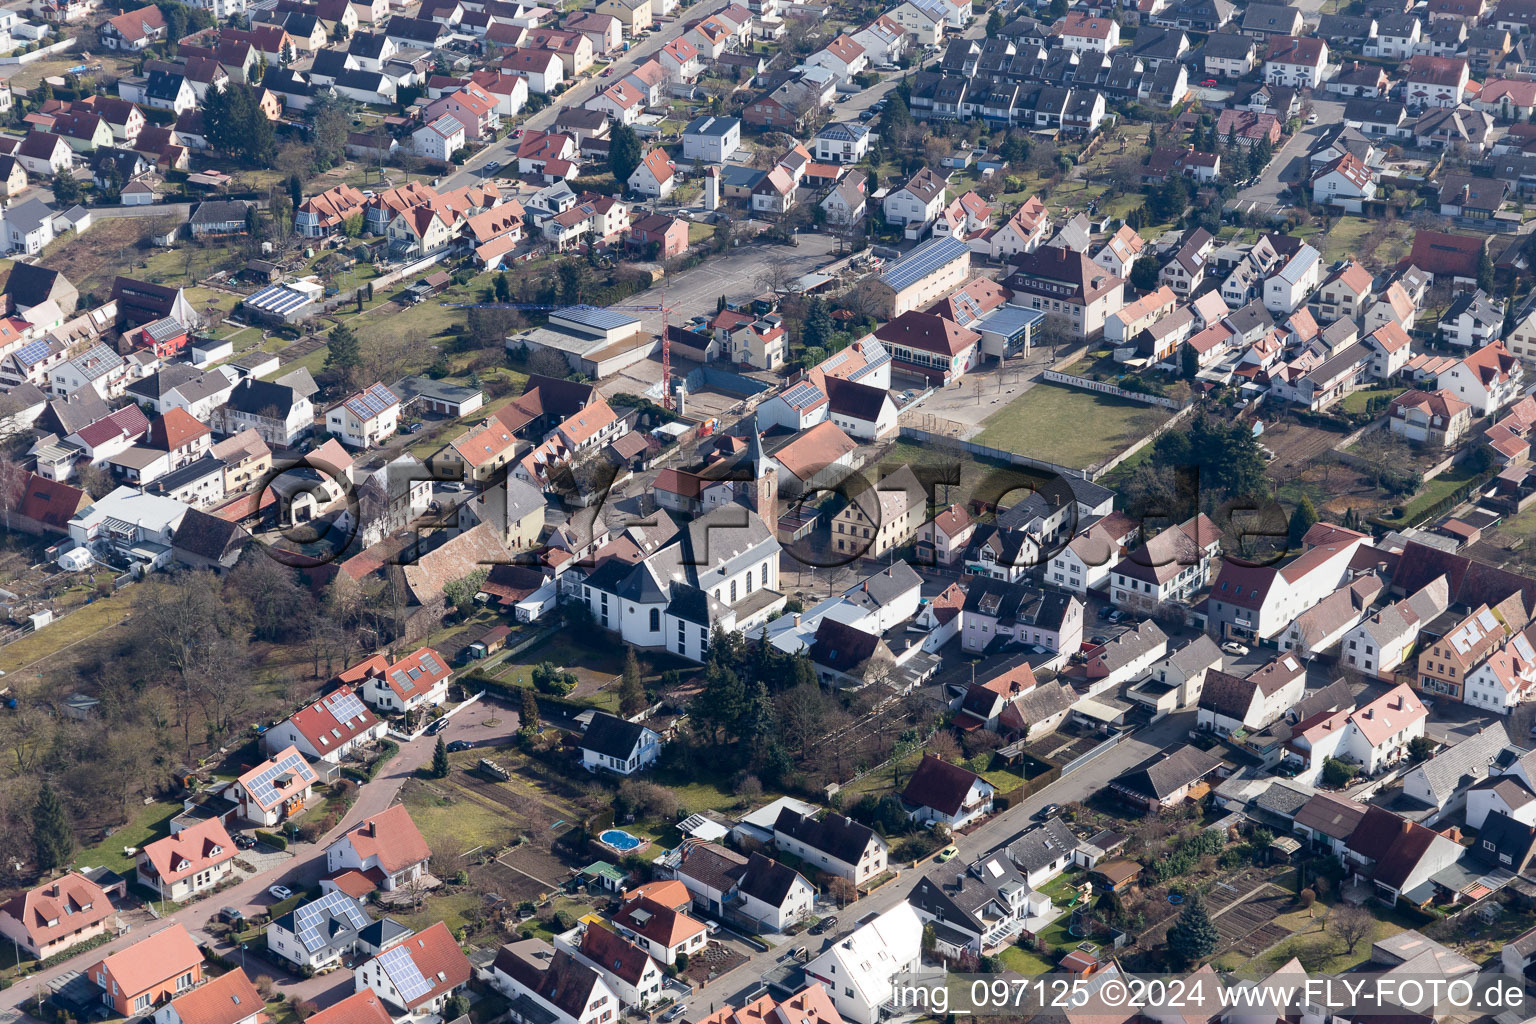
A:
[14, 339, 50, 367]
[419, 652, 443, 676]
[377, 942, 432, 1002]
[391, 668, 414, 692]
[293, 890, 370, 952]
[879, 236, 969, 293]
[246, 750, 318, 808]
[780, 381, 825, 409]
[559, 305, 639, 330]
[323, 689, 366, 725]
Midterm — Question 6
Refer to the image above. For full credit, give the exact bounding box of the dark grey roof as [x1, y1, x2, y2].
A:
[224, 376, 301, 416]
[4, 263, 73, 310]
[149, 454, 226, 494]
[841, 561, 921, 614]
[773, 810, 880, 865]
[1006, 816, 1076, 873]
[735, 852, 807, 907]
[189, 199, 250, 226]
[1111, 744, 1222, 801]
[581, 712, 652, 759]
[173, 507, 247, 562]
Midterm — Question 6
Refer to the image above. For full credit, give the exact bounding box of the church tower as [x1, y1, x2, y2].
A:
[743, 418, 777, 526]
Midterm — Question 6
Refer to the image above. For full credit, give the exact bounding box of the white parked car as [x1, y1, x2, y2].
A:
[268, 885, 293, 901]
[1221, 641, 1249, 656]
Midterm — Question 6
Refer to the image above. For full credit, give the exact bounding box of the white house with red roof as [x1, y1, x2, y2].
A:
[516, 131, 578, 181]
[1406, 54, 1469, 108]
[1205, 523, 1367, 642]
[806, 34, 868, 80]
[1312, 152, 1376, 212]
[611, 894, 709, 964]
[1441, 339, 1525, 415]
[345, 646, 453, 713]
[325, 804, 433, 892]
[136, 818, 237, 901]
[988, 196, 1051, 260]
[500, 47, 565, 93]
[628, 148, 676, 198]
[1264, 35, 1327, 88]
[659, 36, 702, 82]
[326, 382, 401, 449]
[1464, 630, 1536, 713]
[230, 745, 319, 827]
[1286, 684, 1427, 782]
[900, 754, 995, 828]
[1058, 12, 1120, 52]
[588, 79, 645, 123]
[307, 992, 396, 1024]
[264, 685, 386, 764]
[354, 921, 472, 1017]
[0, 872, 119, 960]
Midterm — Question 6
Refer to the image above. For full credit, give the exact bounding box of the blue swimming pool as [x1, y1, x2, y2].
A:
[600, 829, 643, 851]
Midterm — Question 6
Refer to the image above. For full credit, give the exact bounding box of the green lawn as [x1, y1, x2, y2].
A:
[0, 585, 141, 675]
[1339, 384, 1405, 415]
[402, 779, 519, 852]
[1382, 462, 1485, 525]
[1000, 944, 1055, 975]
[972, 383, 1172, 471]
[73, 799, 184, 875]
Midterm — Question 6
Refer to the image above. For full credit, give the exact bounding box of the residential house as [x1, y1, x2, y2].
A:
[325, 805, 432, 893]
[354, 922, 471, 1017]
[901, 754, 995, 828]
[89, 925, 202, 1017]
[136, 819, 237, 902]
[580, 712, 662, 775]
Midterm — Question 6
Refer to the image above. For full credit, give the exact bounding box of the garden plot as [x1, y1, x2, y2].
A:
[1210, 882, 1294, 957]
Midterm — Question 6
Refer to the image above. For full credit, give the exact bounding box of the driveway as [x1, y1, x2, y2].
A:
[678, 711, 1195, 1020]
[436, 0, 729, 195]
[0, 704, 504, 1016]
[1231, 97, 1345, 216]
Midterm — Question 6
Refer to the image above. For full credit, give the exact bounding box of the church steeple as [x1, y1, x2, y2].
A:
[742, 415, 777, 526]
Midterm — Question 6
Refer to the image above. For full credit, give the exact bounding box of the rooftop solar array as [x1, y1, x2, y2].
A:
[388, 652, 445, 694]
[246, 749, 318, 808]
[780, 380, 826, 410]
[878, 236, 969, 293]
[377, 942, 432, 1002]
[246, 284, 314, 317]
[294, 890, 370, 952]
[557, 305, 641, 331]
[15, 338, 51, 367]
[344, 383, 399, 421]
[323, 688, 367, 725]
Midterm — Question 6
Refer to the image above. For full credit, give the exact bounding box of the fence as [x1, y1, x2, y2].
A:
[0, 37, 76, 66]
[1059, 731, 1127, 775]
[1089, 403, 1197, 480]
[1041, 370, 1189, 410]
[897, 426, 1091, 480]
[683, 365, 773, 396]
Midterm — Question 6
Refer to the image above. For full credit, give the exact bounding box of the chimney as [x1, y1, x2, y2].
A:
[793, 614, 801, 627]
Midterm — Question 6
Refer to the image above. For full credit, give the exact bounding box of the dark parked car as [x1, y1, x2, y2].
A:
[1035, 803, 1060, 820]
[811, 915, 838, 935]
[447, 739, 472, 752]
[426, 718, 449, 735]
[233, 833, 257, 850]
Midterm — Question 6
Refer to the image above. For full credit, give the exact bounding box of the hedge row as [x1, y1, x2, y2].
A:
[255, 830, 287, 850]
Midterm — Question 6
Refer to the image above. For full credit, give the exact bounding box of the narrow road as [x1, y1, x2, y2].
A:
[681, 711, 1195, 1021]
[438, 0, 726, 194]
[0, 702, 516, 1015]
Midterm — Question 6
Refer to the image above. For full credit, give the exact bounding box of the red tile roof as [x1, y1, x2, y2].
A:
[333, 804, 431, 874]
[160, 963, 260, 1024]
[305, 991, 396, 1024]
[139, 818, 236, 887]
[0, 873, 114, 949]
[368, 921, 471, 1009]
[284, 684, 380, 754]
[91, 924, 202, 997]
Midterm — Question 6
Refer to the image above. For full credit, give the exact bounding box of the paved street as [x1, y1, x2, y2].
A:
[1232, 97, 1344, 216]
[0, 702, 518, 1016]
[680, 711, 1195, 1021]
[437, 0, 727, 195]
